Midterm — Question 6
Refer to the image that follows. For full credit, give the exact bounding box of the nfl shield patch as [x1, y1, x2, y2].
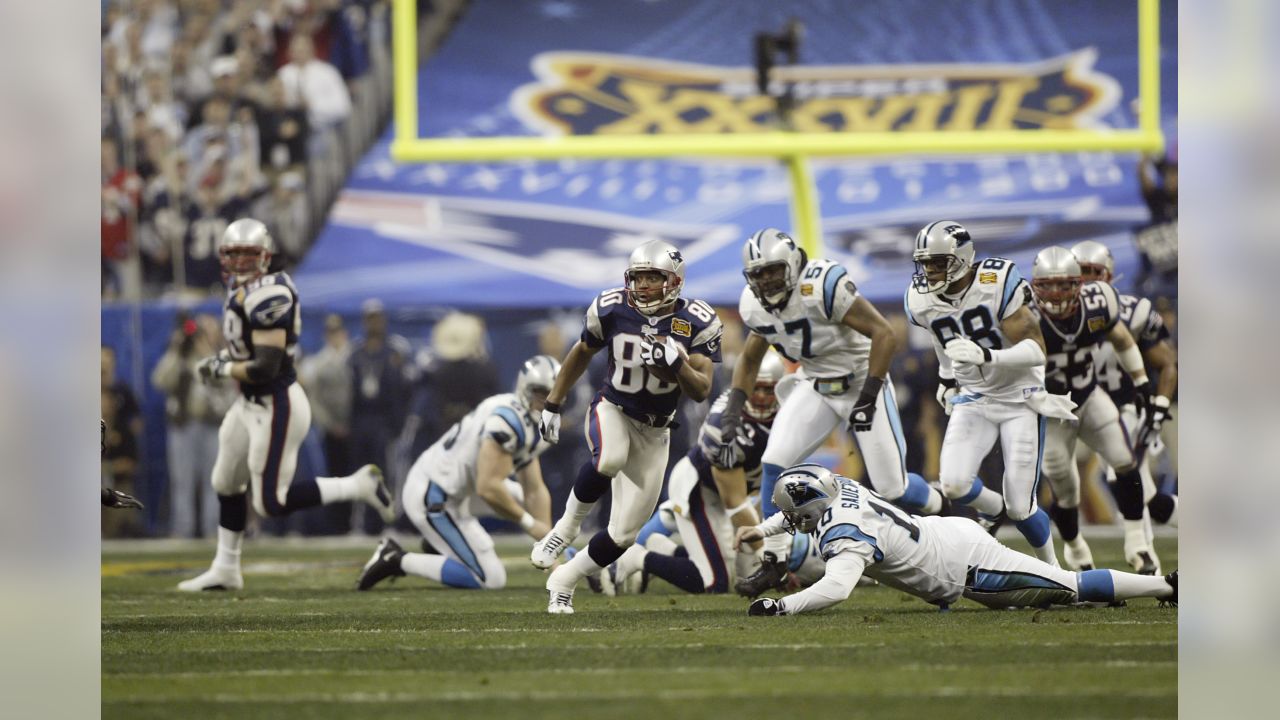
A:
[1088, 317, 1107, 332]
[800, 284, 814, 296]
[979, 272, 998, 284]
[671, 318, 692, 337]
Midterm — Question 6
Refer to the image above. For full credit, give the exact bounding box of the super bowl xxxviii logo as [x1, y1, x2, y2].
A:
[511, 50, 1119, 135]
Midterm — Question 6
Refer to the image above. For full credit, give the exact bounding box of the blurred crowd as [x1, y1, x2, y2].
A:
[101, 0, 401, 300]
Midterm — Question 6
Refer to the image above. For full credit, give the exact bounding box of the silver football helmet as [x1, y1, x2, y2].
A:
[219, 218, 274, 286]
[743, 228, 807, 311]
[625, 239, 685, 315]
[772, 463, 840, 534]
[912, 220, 976, 294]
[1070, 240, 1114, 284]
[745, 349, 786, 422]
[515, 354, 561, 412]
[1031, 246, 1083, 320]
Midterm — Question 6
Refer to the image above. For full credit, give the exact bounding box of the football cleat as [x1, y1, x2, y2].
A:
[356, 537, 406, 591]
[1161, 570, 1178, 607]
[1063, 537, 1095, 572]
[177, 564, 243, 592]
[531, 527, 577, 569]
[547, 589, 575, 615]
[734, 551, 789, 599]
[357, 465, 397, 523]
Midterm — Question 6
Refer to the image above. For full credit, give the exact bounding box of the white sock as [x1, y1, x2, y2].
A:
[1142, 509, 1155, 548]
[557, 491, 596, 537]
[617, 544, 647, 579]
[400, 552, 446, 582]
[1066, 536, 1091, 554]
[213, 527, 243, 570]
[1164, 496, 1179, 528]
[549, 542, 605, 590]
[1124, 520, 1148, 548]
[645, 533, 679, 556]
[1032, 538, 1059, 567]
[1109, 570, 1173, 600]
[316, 475, 362, 504]
[763, 533, 790, 559]
[921, 487, 943, 515]
[969, 485, 1005, 517]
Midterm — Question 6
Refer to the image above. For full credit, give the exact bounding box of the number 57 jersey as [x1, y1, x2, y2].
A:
[905, 257, 1045, 403]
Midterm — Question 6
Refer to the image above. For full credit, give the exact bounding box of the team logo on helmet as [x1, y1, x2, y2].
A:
[784, 480, 829, 508]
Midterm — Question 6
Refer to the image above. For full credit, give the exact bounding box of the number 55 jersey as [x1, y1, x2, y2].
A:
[906, 257, 1044, 403]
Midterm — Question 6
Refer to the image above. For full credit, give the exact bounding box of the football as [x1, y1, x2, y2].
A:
[645, 336, 687, 383]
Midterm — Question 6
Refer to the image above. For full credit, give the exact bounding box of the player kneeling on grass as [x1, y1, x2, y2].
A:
[738, 464, 1177, 616]
[357, 355, 561, 591]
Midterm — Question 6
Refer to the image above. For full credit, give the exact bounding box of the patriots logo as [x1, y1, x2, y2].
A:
[784, 481, 828, 508]
[667, 249, 684, 267]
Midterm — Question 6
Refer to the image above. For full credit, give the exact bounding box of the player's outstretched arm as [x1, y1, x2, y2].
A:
[713, 466, 760, 550]
[721, 333, 770, 438]
[517, 461, 554, 539]
[673, 353, 715, 402]
[545, 340, 597, 407]
[948, 305, 1047, 368]
[750, 550, 869, 616]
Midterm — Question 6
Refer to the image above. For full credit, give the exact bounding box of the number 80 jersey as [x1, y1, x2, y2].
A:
[905, 257, 1045, 403]
[581, 288, 723, 421]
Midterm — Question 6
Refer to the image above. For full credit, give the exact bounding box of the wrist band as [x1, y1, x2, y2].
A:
[544, 401, 562, 413]
[726, 500, 756, 518]
[519, 512, 536, 531]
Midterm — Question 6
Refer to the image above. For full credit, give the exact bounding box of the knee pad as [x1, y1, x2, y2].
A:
[940, 474, 975, 500]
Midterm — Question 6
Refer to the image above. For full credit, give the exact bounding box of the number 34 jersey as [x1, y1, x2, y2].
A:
[1033, 281, 1122, 406]
[581, 289, 723, 422]
[905, 258, 1044, 403]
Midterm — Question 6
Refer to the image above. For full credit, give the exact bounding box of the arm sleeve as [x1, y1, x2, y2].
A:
[481, 408, 526, 454]
[987, 337, 1046, 368]
[756, 513, 790, 538]
[777, 548, 871, 615]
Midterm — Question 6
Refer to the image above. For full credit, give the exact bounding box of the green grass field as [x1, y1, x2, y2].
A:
[103, 534, 1177, 720]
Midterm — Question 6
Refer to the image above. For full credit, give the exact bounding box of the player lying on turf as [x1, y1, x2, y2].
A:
[357, 355, 561, 591]
[737, 464, 1177, 616]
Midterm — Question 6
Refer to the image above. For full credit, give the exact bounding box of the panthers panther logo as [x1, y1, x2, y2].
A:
[784, 480, 827, 507]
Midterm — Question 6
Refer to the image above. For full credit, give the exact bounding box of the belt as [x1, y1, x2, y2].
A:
[619, 404, 678, 430]
[812, 374, 856, 396]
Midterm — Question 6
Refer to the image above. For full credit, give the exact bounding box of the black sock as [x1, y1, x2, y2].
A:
[218, 493, 248, 532]
[284, 480, 322, 511]
[587, 531, 626, 567]
[573, 463, 612, 504]
[1148, 493, 1177, 524]
[1049, 502, 1080, 542]
[644, 552, 706, 594]
[1112, 469, 1146, 521]
[673, 546, 689, 559]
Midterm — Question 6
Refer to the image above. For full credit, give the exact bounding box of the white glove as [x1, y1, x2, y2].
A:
[196, 355, 232, 384]
[639, 335, 684, 370]
[944, 337, 989, 366]
[540, 405, 562, 444]
[936, 382, 958, 416]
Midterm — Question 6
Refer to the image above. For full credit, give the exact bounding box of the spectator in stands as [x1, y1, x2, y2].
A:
[151, 311, 235, 538]
[102, 136, 142, 299]
[138, 150, 193, 293]
[102, 345, 144, 538]
[300, 313, 356, 534]
[277, 34, 352, 158]
[258, 76, 310, 174]
[253, 170, 309, 265]
[348, 299, 411, 533]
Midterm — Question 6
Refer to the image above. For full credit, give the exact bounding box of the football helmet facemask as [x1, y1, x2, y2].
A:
[219, 218, 274, 287]
[772, 464, 840, 535]
[912, 220, 976, 294]
[743, 228, 807, 311]
[625, 240, 685, 315]
[1031, 246, 1084, 320]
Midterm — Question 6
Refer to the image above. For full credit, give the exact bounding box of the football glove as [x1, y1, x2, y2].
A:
[101, 487, 144, 510]
[196, 354, 232, 384]
[1136, 395, 1171, 450]
[714, 438, 744, 469]
[848, 376, 883, 433]
[936, 378, 958, 416]
[748, 597, 784, 616]
[944, 337, 990, 366]
[639, 335, 685, 372]
[1132, 379, 1153, 420]
[718, 388, 748, 445]
[540, 402, 562, 444]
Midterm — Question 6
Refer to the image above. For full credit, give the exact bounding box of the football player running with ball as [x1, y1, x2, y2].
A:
[729, 228, 947, 599]
[738, 464, 1177, 616]
[356, 355, 560, 591]
[179, 219, 395, 592]
[532, 240, 722, 614]
[905, 221, 1075, 568]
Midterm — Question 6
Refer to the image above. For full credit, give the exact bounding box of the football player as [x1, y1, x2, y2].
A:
[906, 221, 1074, 568]
[532, 240, 722, 614]
[729, 228, 947, 598]
[600, 351, 787, 595]
[178, 219, 395, 592]
[739, 465, 1177, 616]
[1030, 245, 1169, 574]
[356, 355, 560, 591]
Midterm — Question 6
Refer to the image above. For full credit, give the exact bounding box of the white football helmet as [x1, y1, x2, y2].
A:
[625, 240, 685, 315]
[515, 354, 561, 411]
[772, 463, 840, 534]
[743, 228, 807, 311]
[912, 220, 975, 294]
[219, 218, 274, 287]
[1070, 240, 1114, 284]
[744, 349, 786, 422]
[1031, 246, 1083, 320]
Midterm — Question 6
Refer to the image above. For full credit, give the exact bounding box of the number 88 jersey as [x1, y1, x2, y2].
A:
[581, 287, 723, 421]
[905, 257, 1046, 403]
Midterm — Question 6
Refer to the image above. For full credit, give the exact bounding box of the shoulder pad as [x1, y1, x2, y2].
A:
[483, 405, 527, 453]
[244, 284, 295, 329]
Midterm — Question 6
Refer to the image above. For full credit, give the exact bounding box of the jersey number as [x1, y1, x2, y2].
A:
[222, 313, 251, 360]
[1047, 348, 1095, 391]
[612, 334, 679, 395]
[868, 498, 920, 542]
[929, 306, 1003, 351]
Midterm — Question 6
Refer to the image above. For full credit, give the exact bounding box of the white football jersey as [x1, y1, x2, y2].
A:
[416, 393, 547, 498]
[806, 477, 967, 605]
[905, 257, 1044, 403]
[739, 259, 869, 379]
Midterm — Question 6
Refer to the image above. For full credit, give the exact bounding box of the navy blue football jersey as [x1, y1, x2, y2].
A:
[690, 389, 773, 496]
[1093, 293, 1172, 406]
[580, 288, 723, 422]
[223, 272, 301, 397]
[1035, 281, 1121, 405]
